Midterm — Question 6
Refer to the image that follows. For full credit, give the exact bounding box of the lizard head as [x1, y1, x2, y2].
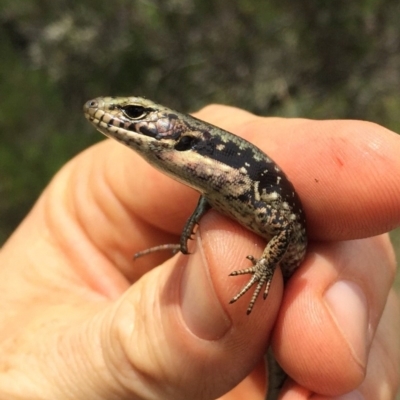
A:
[83, 96, 223, 189]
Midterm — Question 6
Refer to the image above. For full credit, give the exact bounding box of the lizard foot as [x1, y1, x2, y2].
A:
[229, 255, 276, 314]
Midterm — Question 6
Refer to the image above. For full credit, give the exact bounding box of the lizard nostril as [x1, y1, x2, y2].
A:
[83, 99, 99, 113]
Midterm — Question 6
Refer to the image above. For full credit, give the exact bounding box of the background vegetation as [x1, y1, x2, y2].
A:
[1, 2, 399, 283]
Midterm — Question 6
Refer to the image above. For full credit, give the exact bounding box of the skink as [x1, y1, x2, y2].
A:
[84, 96, 307, 400]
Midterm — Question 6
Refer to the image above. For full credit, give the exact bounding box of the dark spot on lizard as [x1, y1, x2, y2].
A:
[139, 125, 156, 136]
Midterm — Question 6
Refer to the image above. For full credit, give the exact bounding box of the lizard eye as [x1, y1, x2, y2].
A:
[121, 105, 146, 120]
[174, 135, 198, 151]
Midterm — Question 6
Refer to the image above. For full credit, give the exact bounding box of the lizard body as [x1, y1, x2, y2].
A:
[84, 96, 307, 399]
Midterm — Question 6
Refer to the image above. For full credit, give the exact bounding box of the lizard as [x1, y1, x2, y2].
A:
[83, 96, 308, 400]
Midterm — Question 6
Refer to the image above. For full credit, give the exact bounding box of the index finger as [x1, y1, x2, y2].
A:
[196, 106, 400, 241]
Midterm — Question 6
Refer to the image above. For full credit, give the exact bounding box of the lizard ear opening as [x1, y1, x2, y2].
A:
[121, 105, 147, 120]
[174, 135, 198, 151]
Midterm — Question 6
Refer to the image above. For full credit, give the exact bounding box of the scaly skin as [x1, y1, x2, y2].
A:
[83, 96, 307, 400]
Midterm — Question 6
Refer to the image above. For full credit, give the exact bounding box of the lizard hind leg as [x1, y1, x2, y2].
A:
[229, 227, 293, 314]
[229, 256, 276, 314]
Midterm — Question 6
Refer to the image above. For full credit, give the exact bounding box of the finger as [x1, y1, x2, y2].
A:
[357, 289, 400, 399]
[218, 360, 266, 400]
[282, 290, 400, 400]
[272, 234, 397, 397]
[107, 212, 281, 399]
[197, 107, 400, 241]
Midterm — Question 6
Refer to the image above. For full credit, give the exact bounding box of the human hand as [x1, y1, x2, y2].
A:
[0, 104, 398, 399]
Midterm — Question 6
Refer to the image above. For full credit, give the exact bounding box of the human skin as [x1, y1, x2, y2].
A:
[0, 105, 399, 399]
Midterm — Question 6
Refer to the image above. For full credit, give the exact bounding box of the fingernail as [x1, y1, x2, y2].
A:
[325, 281, 369, 368]
[181, 232, 231, 340]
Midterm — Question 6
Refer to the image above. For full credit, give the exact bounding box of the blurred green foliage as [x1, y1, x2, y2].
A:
[1, 0, 400, 247]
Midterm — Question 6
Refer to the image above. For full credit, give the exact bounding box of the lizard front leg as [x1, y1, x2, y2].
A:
[179, 195, 211, 254]
[134, 195, 211, 258]
[229, 203, 294, 314]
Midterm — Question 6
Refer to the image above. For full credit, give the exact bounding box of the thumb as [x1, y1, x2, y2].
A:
[0, 150, 281, 399]
[96, 211, 282, 399]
